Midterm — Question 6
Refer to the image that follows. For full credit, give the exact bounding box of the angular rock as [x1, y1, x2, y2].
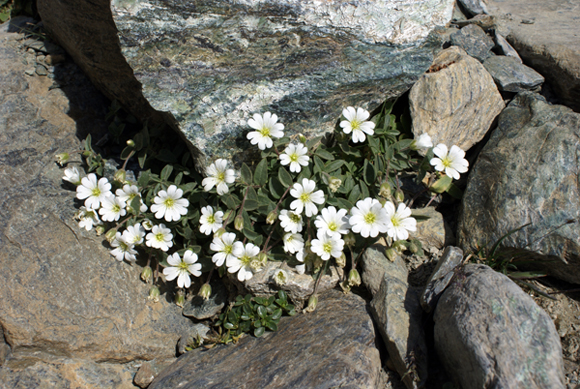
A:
[241, 260, 342, 306]
[134, 358, 176, 389]
[420, 246, 464, 312]
[450, 24, 494, 62]
[0, 23, 193, 384]
[412, 206, 454, 250]
[37, 0, 456, 162]
[483, 55, 544, 92]
[434, 264, 565, 388]
[176, 323, 211, 355]
[361, 244, 408, 297]
[493, 32, 522, 63]
[182, 280, 227, 320]
[457, 0, 489, 17]
[371, 274, 428, 388]
[409, 46, 505, 152]
[458, 92, 580, 284]
[149, 290, 381, 389]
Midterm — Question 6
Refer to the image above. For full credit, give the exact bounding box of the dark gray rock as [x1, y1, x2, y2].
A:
[0, 24, 193, 387]
[149, 290, 381, 389]
[434, 264, 565, 388]
[371, 274, 428, 389]
[182, 280, 227, 320]
[493, 32, 522, 63]
[362, 244, 408, 297]
[457, 0, 489, 17]
[458, 92, 580, 284]
[483, 55, 544, 92]
[450, 24, 494, 62]
[420, 246, 464, 312]
[177, 324, 211, 355]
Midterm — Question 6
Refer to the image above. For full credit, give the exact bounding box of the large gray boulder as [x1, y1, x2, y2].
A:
[434, 264, 565, 388]
[149, 290, 382, 389]
[458, 92, 580, 284]
[37, 0, 456, 162]
[409, 46, 505, 152]
[0, 21, 194, 387]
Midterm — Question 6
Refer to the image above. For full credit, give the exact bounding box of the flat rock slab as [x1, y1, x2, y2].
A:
[434, 264, 565, 388]
[149, 290, 381, 389]
[458, 92, 580, 284]
[483, 55, 544, 92]
[486, 0, 580, 112]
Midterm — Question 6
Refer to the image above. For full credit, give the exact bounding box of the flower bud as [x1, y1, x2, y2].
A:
[328, 177, 342, 193]
[348, 269, 361, 287]
[395, 189, 405, 203]
[343, 231, 356, 247]
[174, 289, 185, 308]
[126, 139, 135, 147]
[385, 247, 398, 262]
[142, 219, 153, 230]
[223, 209, 234, 224]
[304, 294, 318, 313]
[379, 182, 392, 198]
[393, 240, 406, 253]
[234, 215, 244, 231]
[198, 283, 212, 300]
[266, 210, 278, 225]
[335, 252, 346, 268]
[141, 266, 153, 283]
[298, 134, 307, 144]
[213, 227, 226, 238]
[114, 169, 126, 183]
[105, 229, 118, 243]
[273, 269, 288, 286]
[408, 239, 421, 254]
[258, 252, 268, 265]
[55, 152, 70, 166]
[148, 285, 160, 302]
[95, 225, 106, 236]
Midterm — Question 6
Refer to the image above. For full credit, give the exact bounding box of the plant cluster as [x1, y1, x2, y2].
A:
[57, 99, 469, 336]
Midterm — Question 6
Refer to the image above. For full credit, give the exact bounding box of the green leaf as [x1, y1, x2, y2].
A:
[138, 170, 151, 187]
[348, 184, 361, 204]
[271, 308, 283, 320]
[313, 155, 324, 174]
[336, 198, 354, 210]
[277, 290, 288, 301]
[315, 148, 334, 160]
[174, 171, 184, 186]
[224, 322, 235, 330]
[254, 326, 265, 337]
[430, 175, 453, 194]
[254, 158, 269, 186]
[156, 149, 177, 163]
[130, 196, 141, 215]
[241, 163, 253, 185]
[138, 150, 148, 169]
[133, 132, 144, 151]
[160, 164, 173, 181]
[278, 167, 294, 188]
[324, 160, 345, 173]
[269, 177, 285, 199]
[360, 181, 369, 199]
[256, 305, 266, 318]
[242, 228, 263, 243]
[363, 160, 376, 186]
[446, 182, 463, 199]
[367, 135, 381, 154]
[221, 193, 241, 209]
[265, 320, 278, 331]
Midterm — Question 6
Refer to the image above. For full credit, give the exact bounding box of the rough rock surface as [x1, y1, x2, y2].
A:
[370, 259, 428, 389]
[420, 246, 463, 312]
[38, 0, 455, 162]
[412, 206, 454, 250]
[434, 264, 565, 388]
[493, 32, 522, 63]
[458, 92, 580, 284]
[149, 290, 381, 389]
[409, 46, 505, 152]
[487, 0, 580, 112]
[0, 20, 193, 387]
[456, 0, 489, 17]
[450, 24, 494, 62]
[361, 245, 408, 297]
[483, 55, 544, 92]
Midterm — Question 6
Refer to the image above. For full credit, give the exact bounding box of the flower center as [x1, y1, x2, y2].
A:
[240, 255, 252, 266]
[112, 204, 121, 213]
[289, 153, 299, 162]
[164, 197, 175, 208]
[391, 216, 400, 227]
[290, 213, 301, 223]
[155, 233, 165, 242]
[207, 214, 216, 224]
[441, 156, 452, 168]
[224, 244, 233, 255]
[364, 212, 376, 224]
[300, 192, 311, 203]
[217, 172, 225, 182]
[91, 187, 101, 197]
[259, 127, 271, 137]
[119, 241, 129, 251]
[327, 221, 337, 232]
[350, 119, 361, 131]
[323, 242, 333, 254]
[178, 261, 189, 272]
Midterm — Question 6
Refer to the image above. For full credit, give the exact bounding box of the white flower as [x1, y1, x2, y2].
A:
[151, 185, 189, 222]
[226, 243, 260, 282]
[384, 202, 417, 241]
[290, 178, 325, 217]
[63, 166, 81, 185]
[339, 107, 375, 143]
[76, 206, 102, 231]
[163, 250, 202, 289]
[116, 184, 147, 212]
[413, 133, 433, 150]
[273, 269, 288, 286]
[76, 173, 112, 209]
[145, 224, 173, 251]
[210, 232, 243, 267]
[99, 195, 127, 222]
[314, 206, 350, 239]
[202, 159, 235, 195]
[283, 233, 304, 254]
[430, 144, 469, 180]
[246, 112, 284, 150]
[278, 209, 303, 233]
[199, 206, 223, 235]
[311, 231, 345, 261]
[349, 197, 389, 238]
[279, 143, 309, 173]
[123, 223, 145, 245]
[110, 232, 138, 262]
[142, 218, 154, 230]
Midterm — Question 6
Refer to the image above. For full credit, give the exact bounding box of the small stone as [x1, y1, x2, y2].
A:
[493, 32, 522, 63]
[24, 68, 35, 76]
[420, 246, 464, 312]
[35, 64, 48, 76]
[483, 55, 544, 92]
[134, 358, 176, 389]
[45, 53, 65, 65]
[182, 280, 227, 320]
[450, 24, 494, 62]
[456, 0, 489, 17]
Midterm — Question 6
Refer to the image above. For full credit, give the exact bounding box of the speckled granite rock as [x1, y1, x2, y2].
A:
[0, 21, 193, 387]
[149, 290, 381, 389]
[434, 264, 565, 388]
[409, 46, 504, 152]
[458, 92, 580, 284]
[38, 0, 455, 163]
